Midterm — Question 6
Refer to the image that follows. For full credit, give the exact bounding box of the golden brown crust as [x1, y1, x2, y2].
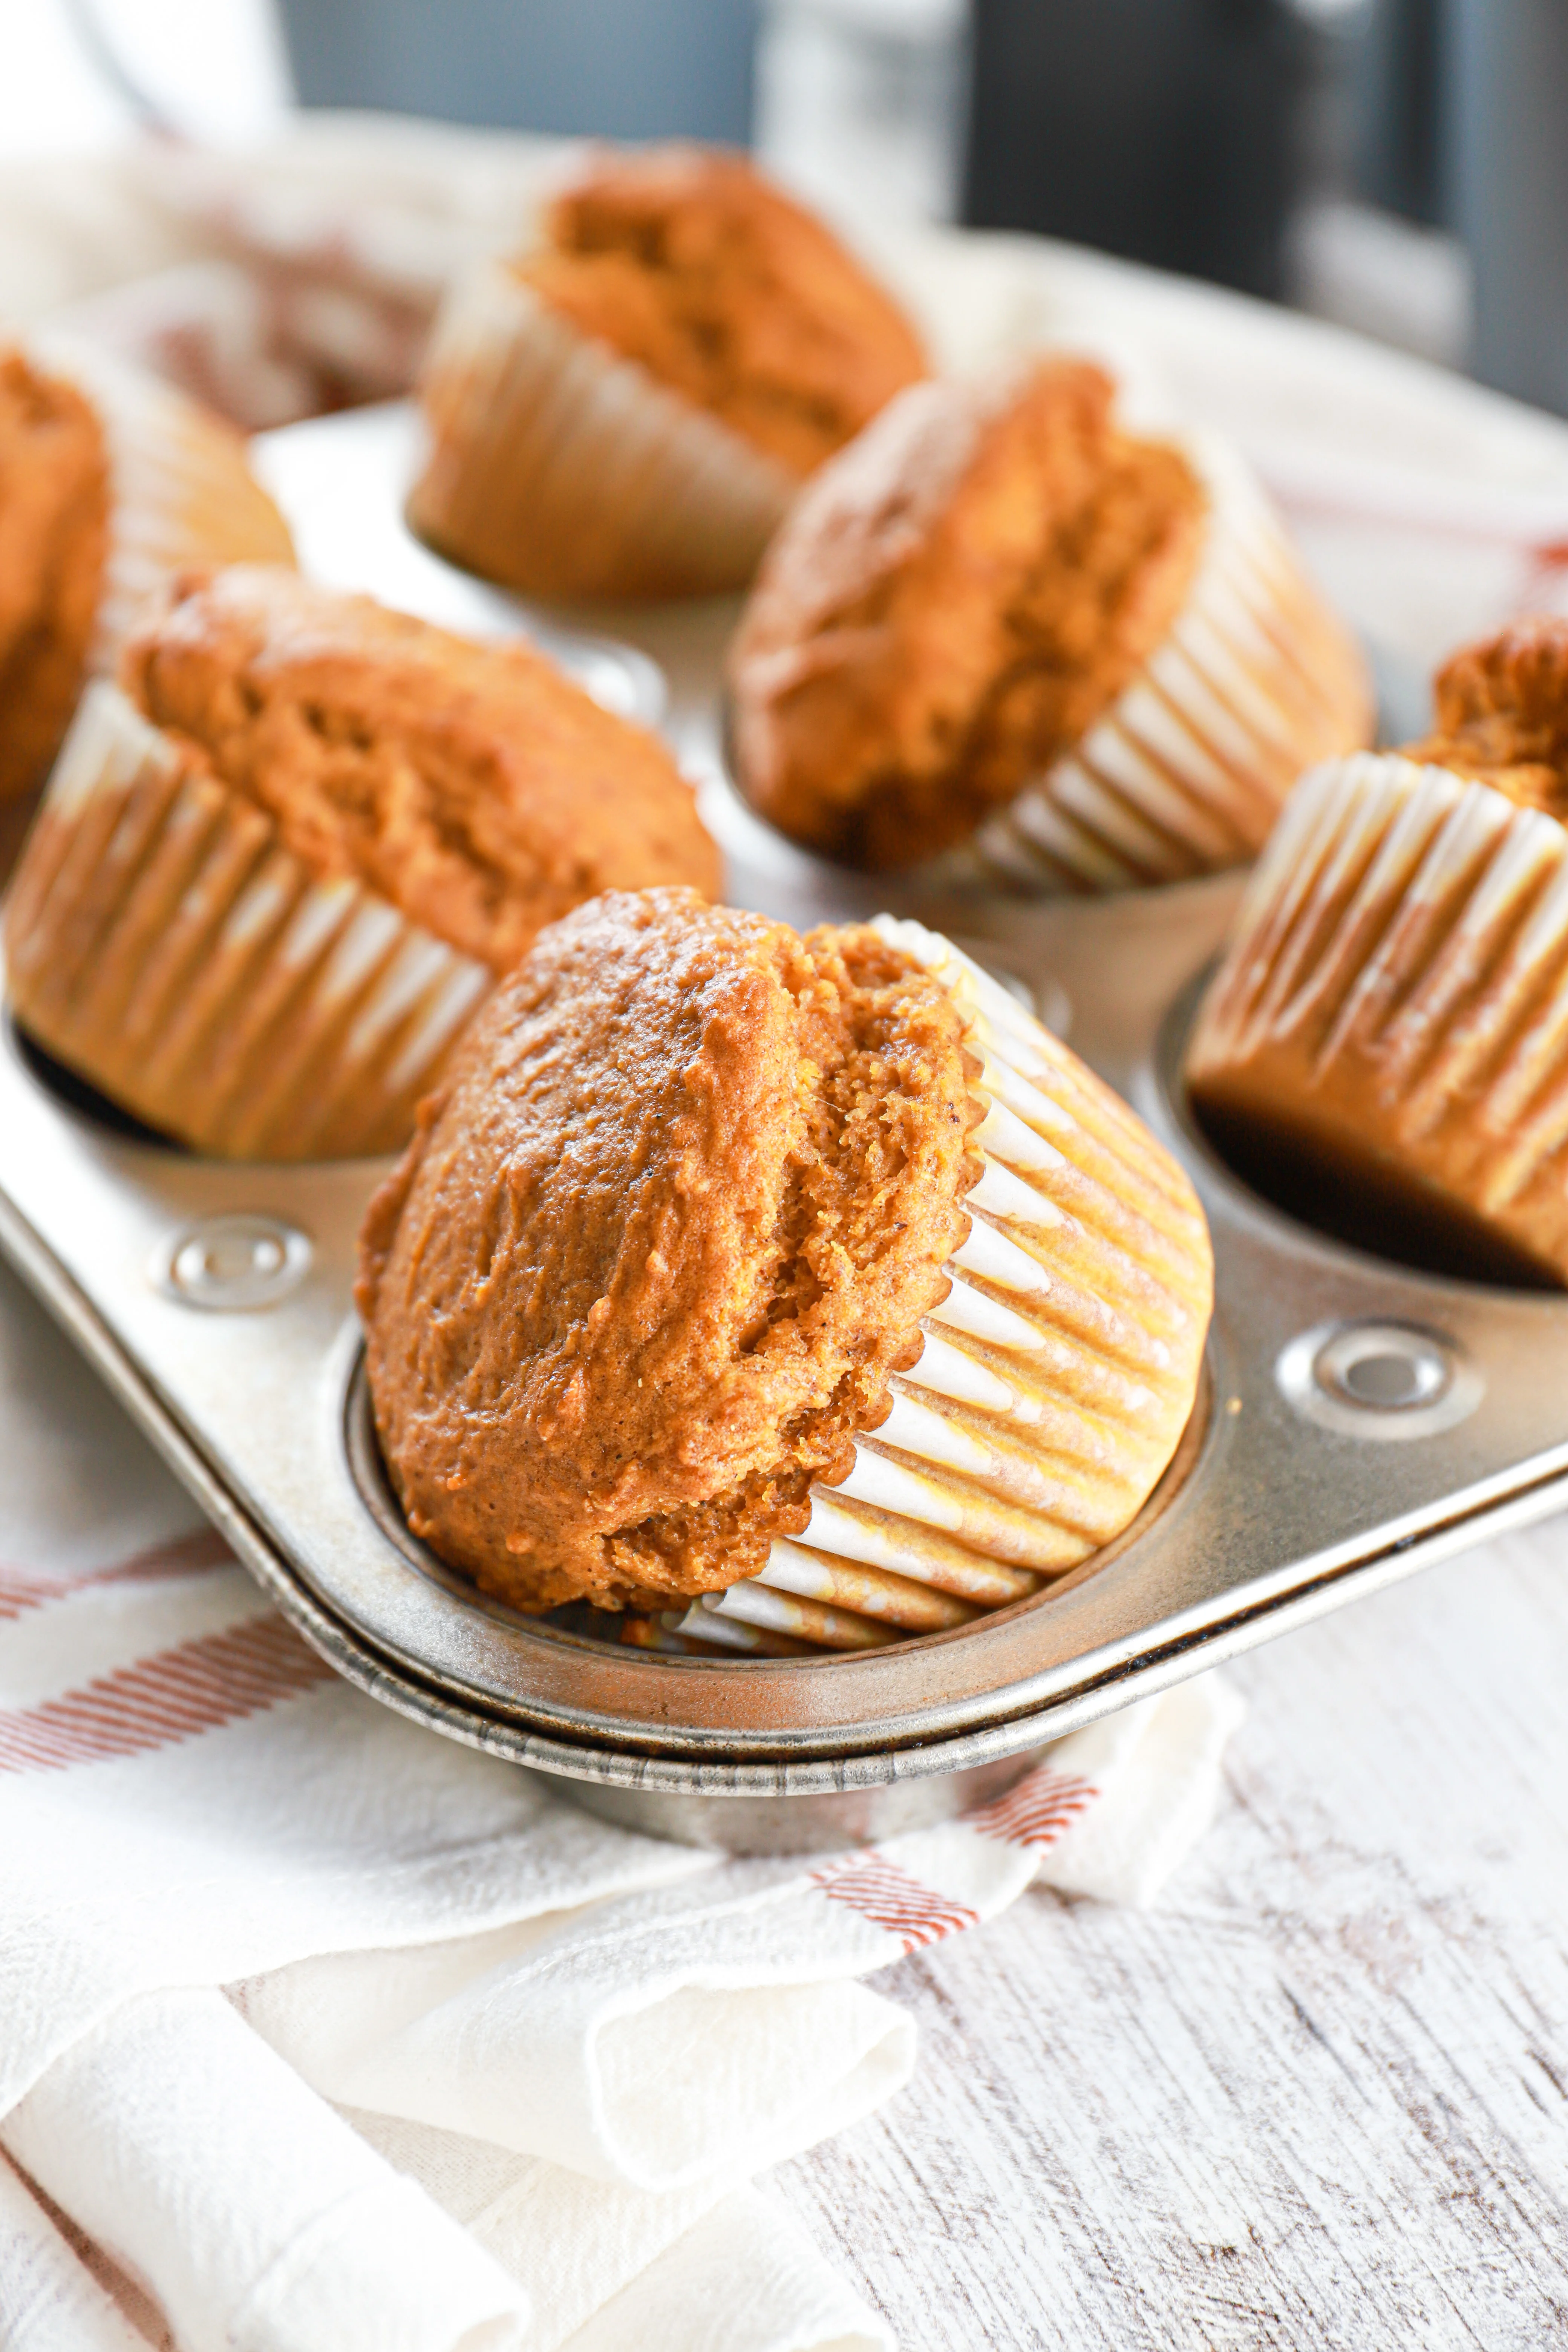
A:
[726, 358, 1206, 868]
[120, 566, 720, 971]
[0, 349, 110, 806]
[1405, 616, 1568, 817]
[358, 888, 977, 1611]
[518, 145, 927, 478]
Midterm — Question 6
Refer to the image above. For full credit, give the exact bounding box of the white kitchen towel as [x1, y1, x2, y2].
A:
[0, 1260, 1237, 2349]
[3, 1989, 530, 2352]
[0, 2151, 148, 2352]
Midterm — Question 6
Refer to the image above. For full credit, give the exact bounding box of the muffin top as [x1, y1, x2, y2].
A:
[727, 358, 1207, 869]
[516, 145, 927, 479]
[1406, 617, 1568, 819]
[120, 567, 720, 972]
[0, 348, 110, 802]
[357, 888, 977, 1612]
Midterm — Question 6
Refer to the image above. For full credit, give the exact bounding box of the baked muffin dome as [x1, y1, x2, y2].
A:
[4, 571, 718, 1159]
[520, 146, 928, 481]
[358, 890, 976, 1610]
[0, 338, 296, 878]
[1186, 617, 1568, 1285]
[359, 890, 1214, 1620]
[0, 351, 109, 811]
[727, 357, 1374, 882]
[408, 145, 927, 603]
[120, 566, 720, 968]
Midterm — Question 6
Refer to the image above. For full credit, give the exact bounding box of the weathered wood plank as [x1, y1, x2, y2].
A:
[772, 1523, 1568, 2349]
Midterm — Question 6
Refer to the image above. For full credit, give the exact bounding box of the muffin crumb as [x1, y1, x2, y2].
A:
[1406, 617, 1568, 817]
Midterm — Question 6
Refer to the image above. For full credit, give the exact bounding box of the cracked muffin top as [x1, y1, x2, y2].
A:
[0, 348, 110, 805]
[120, 566, 719, 972]
[1404, 617, 1568, 819]
[727, 357, 1207, 868]
[516, 145, 927, 479]
[357, 887, 978, 1611]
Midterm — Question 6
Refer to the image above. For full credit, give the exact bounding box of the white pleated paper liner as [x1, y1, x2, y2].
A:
[639, 918, 1214, 1655]
[1185, 748, 1568, 1286]
[32, 332, 298, 666]
[407, 256, 795, 600]
[3, 682, 493, 1161]
[971, 432, 1375, 894]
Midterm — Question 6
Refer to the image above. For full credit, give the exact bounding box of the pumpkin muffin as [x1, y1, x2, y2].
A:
[0, 352, 109, 816]
[727, 357, 1374, 887]
[1186, 617, 1568, 1286]
[359, 889, 1213, 1617]
[0, 340, 292, 870]
[4, 568, 718, 1160]
[408, 144, 927, 601]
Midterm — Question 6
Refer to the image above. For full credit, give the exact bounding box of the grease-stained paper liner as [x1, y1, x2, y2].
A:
[1185, 749, 1568, 1284]
[408, 257, 795, 601]
[665, 918, 1213, 1654]
[35, 335, 297, 664]
[972, 433, 1374, 895]
[3, 683, 492, 1161]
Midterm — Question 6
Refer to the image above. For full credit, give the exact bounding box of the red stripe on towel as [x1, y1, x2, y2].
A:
[0, 1614, 333, 1773]
[965, 1768, 1100, 1850]
[811, 1853, 979, 1952]
[0, 1527, 233, 1622]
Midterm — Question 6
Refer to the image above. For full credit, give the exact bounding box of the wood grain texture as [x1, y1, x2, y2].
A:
[770, 1521, 1568, 2349]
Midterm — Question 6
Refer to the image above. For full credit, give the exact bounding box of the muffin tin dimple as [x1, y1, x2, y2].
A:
[6, 864, 1568, 1854]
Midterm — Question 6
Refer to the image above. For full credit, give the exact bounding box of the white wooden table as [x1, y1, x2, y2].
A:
[773, 1524, 1568, 2349]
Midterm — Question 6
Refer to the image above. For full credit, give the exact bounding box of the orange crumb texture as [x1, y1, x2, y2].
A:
[1405, 616, 1568, 816]
[517, 145, 928, 478]
[120, 566, 720, 971]
[0, 348, 110, 804]
[727, 357, 1206, 868]
[358, 890, 978, 1612]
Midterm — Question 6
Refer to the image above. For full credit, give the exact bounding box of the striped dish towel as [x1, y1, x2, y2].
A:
[0, 1261, 1239, 2352]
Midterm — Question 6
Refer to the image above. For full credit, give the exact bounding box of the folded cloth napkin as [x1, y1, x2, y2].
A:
[0, 1259, 1239, 2351]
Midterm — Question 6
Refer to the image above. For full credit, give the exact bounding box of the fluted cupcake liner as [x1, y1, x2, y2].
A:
[972, 433, 1374, 895]
[407, 256, 795, 600]
[1185, 749, 1568, 1282]
[34, 334, 297, 665]
[663, 917, 1212, 1654]
[4, 683, 493, 1161]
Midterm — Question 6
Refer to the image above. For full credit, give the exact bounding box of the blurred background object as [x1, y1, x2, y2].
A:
[277, 0, 760, 144]
[961, 0, 1307, 300]
[4, 0, 291, 147]
[1446, 0, 1568, 417]
[754, 0, 968, 225]
[1, 0, 1566, 417]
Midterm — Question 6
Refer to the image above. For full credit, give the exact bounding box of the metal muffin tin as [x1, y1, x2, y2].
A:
[5, 404, 1568, 1853]
[5, 858, 1568, 1851]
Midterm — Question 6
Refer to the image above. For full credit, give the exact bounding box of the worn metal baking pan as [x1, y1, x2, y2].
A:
[5, 403, 1568, 1854]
